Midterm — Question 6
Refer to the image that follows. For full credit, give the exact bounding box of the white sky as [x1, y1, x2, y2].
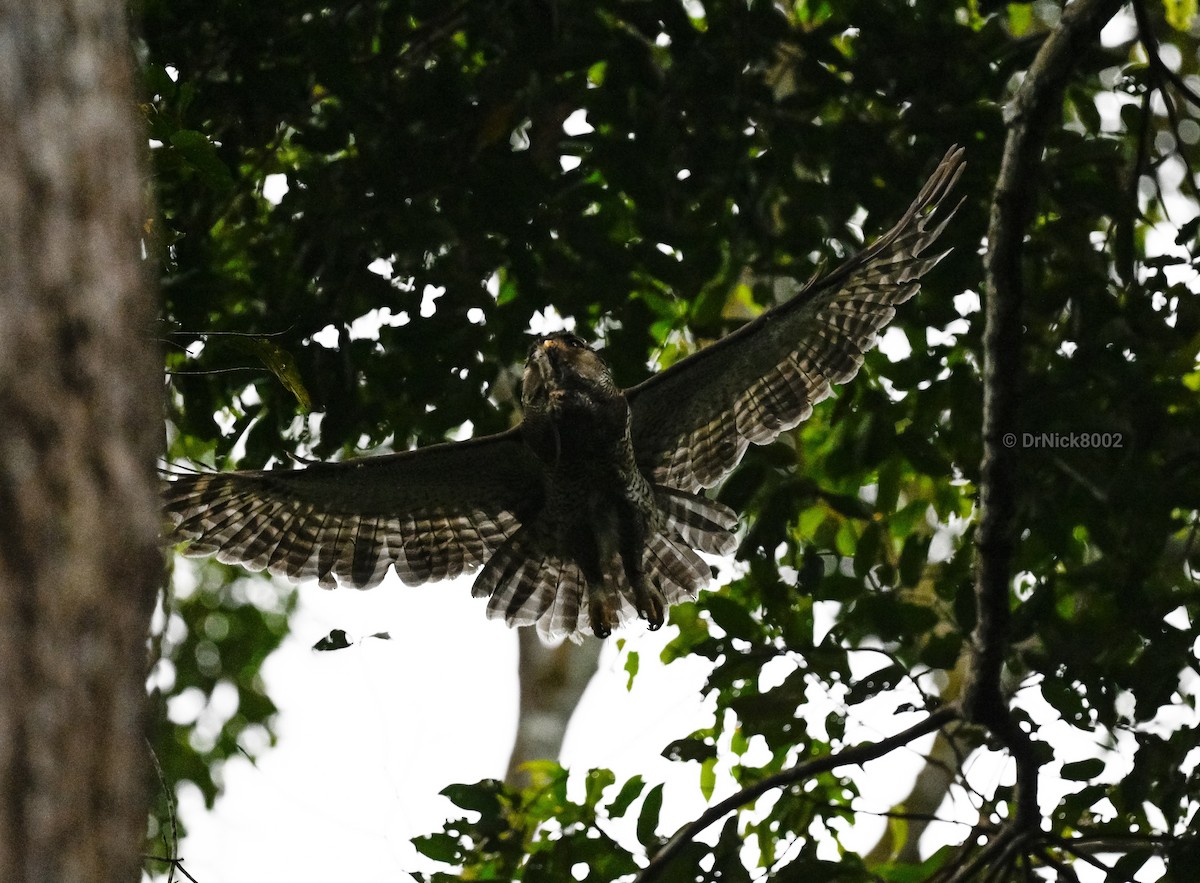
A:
[164, 576, 723, 881]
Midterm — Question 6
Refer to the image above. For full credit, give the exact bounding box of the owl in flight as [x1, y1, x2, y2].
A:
[165, 148, 964, 641]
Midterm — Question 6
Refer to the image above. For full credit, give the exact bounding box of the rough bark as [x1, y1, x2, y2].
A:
[0, 1, 161, 880]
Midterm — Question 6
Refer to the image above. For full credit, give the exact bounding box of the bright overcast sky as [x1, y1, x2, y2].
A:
[166, 575, 723, 882]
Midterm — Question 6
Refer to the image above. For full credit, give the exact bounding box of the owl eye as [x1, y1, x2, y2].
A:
[565, 335, 586, 349]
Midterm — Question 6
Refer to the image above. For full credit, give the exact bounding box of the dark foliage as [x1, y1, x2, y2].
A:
[141, 0, 1200, 878]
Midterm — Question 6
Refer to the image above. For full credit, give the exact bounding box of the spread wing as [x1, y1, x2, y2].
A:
[163, 428, 545, 589]
[627, 147, 964, 493]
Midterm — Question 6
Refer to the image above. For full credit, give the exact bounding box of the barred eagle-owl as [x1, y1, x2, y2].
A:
[165, 148, 964, 641]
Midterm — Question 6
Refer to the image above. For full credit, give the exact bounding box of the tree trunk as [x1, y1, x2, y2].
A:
[0, 2, 161, 880]
[506, 629, 602, 788]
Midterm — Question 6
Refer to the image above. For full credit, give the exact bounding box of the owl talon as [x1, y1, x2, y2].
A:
[589, 596, 616, 639]
[634, 591, 665, 631]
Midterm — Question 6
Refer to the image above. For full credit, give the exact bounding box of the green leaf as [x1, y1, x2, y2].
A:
[662, 735, 717, 763]
[637, 783, 665, 848]
[1006, 3, 1033, 36]
[1174, 215, 1200, 246]
[411, 832, 462, 864]
[607, 775, 645, 819]
[845, 663, 905, 705]
[240, 337, 312, 412]
[440, 781, 503, 816]
[1164, 0, 1198, 31]
[823, 492, 874, 519]
[854, 521, 882, 578]
[699, 756, 717, 801]
[899, 534, 930, 586]
[1060, 757, 1106, 781]
[624, 649, 639, 691]
[585, 767, 616, 807]
[919, 631, 963, 670]
[730, 727, 749, 757]
[704, 595, 760, 642]
[168, 129, 234, 193]
[312, 629, 351, 651]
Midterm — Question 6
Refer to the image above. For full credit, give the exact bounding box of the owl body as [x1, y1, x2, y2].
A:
[164, 148, 965, 641]
[482, 334, 704, 636]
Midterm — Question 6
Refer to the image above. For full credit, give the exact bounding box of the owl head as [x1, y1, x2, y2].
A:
[521, 332, 618, 413]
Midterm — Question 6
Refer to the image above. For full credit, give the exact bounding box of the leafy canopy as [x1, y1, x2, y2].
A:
[142, 0, 1200, 879]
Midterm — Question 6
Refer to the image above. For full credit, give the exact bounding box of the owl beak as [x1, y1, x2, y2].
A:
[523, 341, 557, 393]
[537, 338, 567, 379]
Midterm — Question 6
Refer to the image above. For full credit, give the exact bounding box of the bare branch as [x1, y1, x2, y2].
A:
[634, 706, 959, 883]
[1037, 848, 1084, 883]
[1130, 0, 1200, 209]
[968, 0, 1125, 834]
[143, 857, 202, 883]
[947, 827, 1024, 883]
[1066, 832, 1178, 850]
[1132, 0, 1200, 112]
[1054, 839, 1134, 879]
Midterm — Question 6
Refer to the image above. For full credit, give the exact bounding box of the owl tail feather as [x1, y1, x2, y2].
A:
[474, 530, 591, 642]
[474, 529, 552, 618]
[643, 531, 713, 607]
[471, 488, 736, 642]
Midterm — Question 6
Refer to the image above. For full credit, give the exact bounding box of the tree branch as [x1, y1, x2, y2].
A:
[1132, 0, 1200, 111]
[968, 0, 1124, 834]
[1036, 847, 1084, 883]
[1131, 0, 1200, 206]
[634, 706, 959, 883]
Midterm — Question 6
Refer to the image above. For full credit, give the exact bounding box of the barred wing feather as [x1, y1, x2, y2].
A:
[163, 428, 544, 590]
[627, 147, 964, 493]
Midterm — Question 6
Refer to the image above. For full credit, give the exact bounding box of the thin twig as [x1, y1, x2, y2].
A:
[164, 367, 266, 376]
[1132, 0, 1200, 111]
[1056, 839, 1134, 880]
[633, 706, 959, 883]
[947, 826, 1021, 883]
[928, 821, 991, 883]
[814, 800, 990, 830]
[983, 830, 1032, 882]
[164, 327, 296, 338]
[143, 856, 202, 883]
[146, 739, 179, 883]
[1131, 0, 1200, 212]
[1066, 830, 1177, 848]
[1036, 847, 1083, 883]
